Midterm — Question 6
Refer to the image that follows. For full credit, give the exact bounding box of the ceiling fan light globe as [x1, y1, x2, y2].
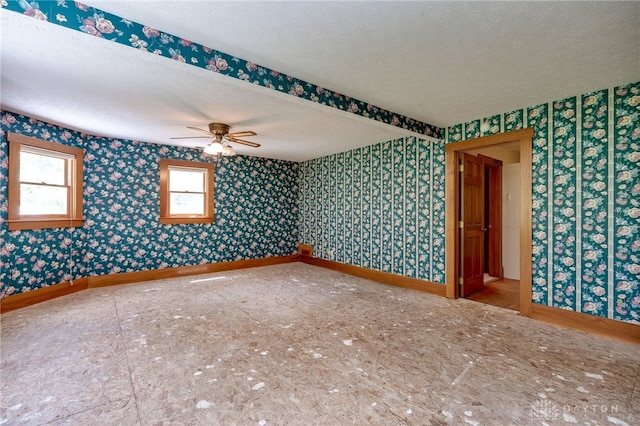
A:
[222, 145, 236, 156]
[203, 141, 224, 155]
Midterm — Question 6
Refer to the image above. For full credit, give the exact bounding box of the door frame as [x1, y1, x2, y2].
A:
[444, 128, 534, 316]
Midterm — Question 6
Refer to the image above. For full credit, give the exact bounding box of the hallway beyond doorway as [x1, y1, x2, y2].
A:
[465, 278, 520, 311]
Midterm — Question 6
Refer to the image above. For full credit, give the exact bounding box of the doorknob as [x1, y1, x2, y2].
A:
[481, 227, 488, 232]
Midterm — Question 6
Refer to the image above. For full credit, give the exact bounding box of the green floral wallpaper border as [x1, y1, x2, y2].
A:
[1, 0, 441, 138]
[445, 82, 640, 324]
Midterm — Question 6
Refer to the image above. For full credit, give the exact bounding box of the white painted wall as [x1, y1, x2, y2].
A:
[502, 163, 521, 279]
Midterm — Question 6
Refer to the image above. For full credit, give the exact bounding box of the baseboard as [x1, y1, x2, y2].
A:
[0, 278, 89, 313]
[87, 255, 299, 288]
[301, 256, 639, 344]
[4, 256, 638, 345]
[299, 255, 446, 297]
[1, 255, 298, 313]
[531, 303, 640, 345]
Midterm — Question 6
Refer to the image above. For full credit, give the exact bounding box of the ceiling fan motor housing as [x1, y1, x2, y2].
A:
[208, 123, 230, 135]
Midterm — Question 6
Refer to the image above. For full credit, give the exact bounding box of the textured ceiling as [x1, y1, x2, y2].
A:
[2, 1, 639, 161]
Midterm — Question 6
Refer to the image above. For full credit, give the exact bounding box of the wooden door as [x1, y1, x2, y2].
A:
[479, 155, 503, 278]
[460, 153, 485, 297]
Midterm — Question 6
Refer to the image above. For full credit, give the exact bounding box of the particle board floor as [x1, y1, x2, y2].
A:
[1, 263, 638, 425]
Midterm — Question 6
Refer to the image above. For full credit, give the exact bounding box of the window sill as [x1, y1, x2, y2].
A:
[7, 218, 83, 231]
[159, 217, 214, 225]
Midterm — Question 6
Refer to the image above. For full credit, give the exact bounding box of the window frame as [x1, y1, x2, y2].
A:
[7, 132, 84, 231]
[159, 158, 214, 225]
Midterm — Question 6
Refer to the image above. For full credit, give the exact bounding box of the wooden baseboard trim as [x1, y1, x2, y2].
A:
[1, 255, 299, 313]
[531, 303, 640, 345]
[5, 256, 637, 345]
[0, 278, 89, 313]
[87, 255, 299, 288]
[300, 255, 446, 297]
[302, 256, 639, 344]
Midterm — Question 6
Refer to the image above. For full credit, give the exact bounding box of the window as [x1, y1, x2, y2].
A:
[159, 159, 214, 224]
[7, 132, 84, 231]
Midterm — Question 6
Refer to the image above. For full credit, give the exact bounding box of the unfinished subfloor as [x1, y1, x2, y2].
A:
[1, 263, 638, 425]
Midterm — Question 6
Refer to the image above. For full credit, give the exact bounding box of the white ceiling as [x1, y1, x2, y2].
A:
[2, 1, 638, 162]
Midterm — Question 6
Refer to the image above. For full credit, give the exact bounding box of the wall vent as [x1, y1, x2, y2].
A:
[298, 244, 313, 257]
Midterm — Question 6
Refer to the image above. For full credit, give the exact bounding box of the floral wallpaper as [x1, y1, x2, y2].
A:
[0, 111, 299, 296]
[1, 0, 637, 327]
[1, 0, 440, 138]
[299, 136, 446, 284]
[445, 81, 640, 324]
[551, 96, 578, 311]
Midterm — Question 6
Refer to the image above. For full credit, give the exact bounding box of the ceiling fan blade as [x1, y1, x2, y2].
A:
[227, 131, 257, 138]
[187, 126, 214, 135]
[228, 137, 260, 148]
[170, 136, 213, 140]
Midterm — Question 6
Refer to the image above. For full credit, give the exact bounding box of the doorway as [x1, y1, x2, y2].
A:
[457, 149, 521, 310]
[444, 129, 534, 316]
[457, 151, 505, 299]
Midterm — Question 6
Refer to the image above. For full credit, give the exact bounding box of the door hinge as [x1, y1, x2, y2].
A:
[458, 277, 464, 285]
[459, 164, 464, 172]
[459, 221, 464, 229]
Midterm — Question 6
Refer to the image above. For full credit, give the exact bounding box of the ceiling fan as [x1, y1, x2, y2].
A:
[171, 122, 260, 158]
